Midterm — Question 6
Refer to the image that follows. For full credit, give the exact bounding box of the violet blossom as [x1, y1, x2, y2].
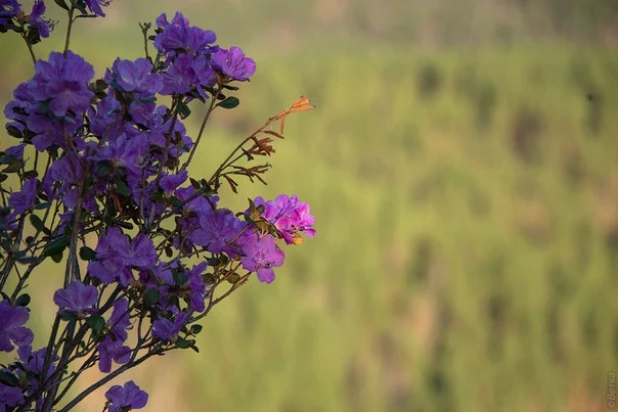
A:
[105, 381, 148, 412]
[53, 281, 98, 314]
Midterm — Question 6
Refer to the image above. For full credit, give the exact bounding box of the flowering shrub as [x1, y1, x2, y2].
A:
[0, 1, 315, 410]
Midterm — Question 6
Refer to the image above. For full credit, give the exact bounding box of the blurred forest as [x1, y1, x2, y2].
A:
[1, 0, 618, 411]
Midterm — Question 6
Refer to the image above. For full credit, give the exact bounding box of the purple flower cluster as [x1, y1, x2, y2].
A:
[53, 281, 98, 315]
[0, 300, 33, 355]
[105, 381, 148, 412]
[253, 194, 317, 244]
[5, 50, 94, 151]
[0, 5, 313, 411]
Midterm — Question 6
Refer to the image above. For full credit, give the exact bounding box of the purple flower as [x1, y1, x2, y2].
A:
[53, 281, 98, 314]
[183, 263, 207, 312]
[193, 209, 246, 254]
[30, 51, 94, 117]
[159, 170, 188, 195]
[28, 0, 54, 39]
[106, 58, 162, 94]
[175, 186, 218, 216]
[0, 0, 21, 26]
[212, 47, 256, 82]
[0, 382, 23, 410]
[154, 12, 216, 55]
[0, 300, 34, 353]
[240, 235, 285, 283]
[87, 228, 130, 286]
[8, 178, 37, 215]
[20, 346, 58, 381]
[4, 144, 25, 161]
[98, 336, 130, 373]
[105, 381, 148, 412]
[152, 311, 190, 341]
[108, 299, 131, 342]
[253, 194, 316, 244]
[88, 93, 124, 139]
[160, 53, 209, 95]
[126, 234, 157, 269]
[84, 0, 111, 17]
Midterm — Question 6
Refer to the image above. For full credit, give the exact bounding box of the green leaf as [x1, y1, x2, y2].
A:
[16, 255, 37, 265]
[44, 236, 69, 257]
[15, 293, 30, 307]
[177, 101, 191, 119]
[115, 179, 130, 197]
[0, 371, 19, 387]
[0, 153, 15, 164]
[87, 314, 106, 337]
[22, 170, 38, 179]
[173, 270, 187, 286]
[35, 201, 51, 210]
[79, 246, 96, 261]
[6, 125, 22, 139]
[112, 219, 134, 230]
[216, 96, 240, 109]
[143, 288, 160, 308]
[26, 28, 42, 45]
[2, 160, 22, 174]
[29, 214, 46, 233]
[190, 324, 203, 335]
[59, 310, 76, 322]
[51, 252, 63, 263]
[53, 0, 70, 11]
[226, 273, 240, 284]
[168, 196, 182, 207]
[175, 338, 196, 349]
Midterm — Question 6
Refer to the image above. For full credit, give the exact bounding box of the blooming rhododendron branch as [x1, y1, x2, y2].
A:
[0, 2, 315, 411]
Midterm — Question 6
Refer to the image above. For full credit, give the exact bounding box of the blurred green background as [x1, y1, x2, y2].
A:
[2, 0, 618, 411]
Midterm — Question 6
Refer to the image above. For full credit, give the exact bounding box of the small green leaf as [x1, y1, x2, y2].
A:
[22, 170, 38, 179]
[79, 246, 96, 261]
[177, 101, 191, 119]
[59, 310, 76, 322]
[44, 236, 69, 257]
[35, 201, 51, 210]
[0, 153, 15, 165]
[29, 214, 46, 233]
[173, 270, 187, 286]
[15, 293, 30, 307]
[6, 125, 22, 139]
[168, 196, 182, 207]
[51, 252, 63, 263]
[216, 96, 239, 109]
[0, 371, 19, 387]
[2, 160, 22, 174]
[226, 273, 240, 284]
[143, 288, 160, 308]
[175, 338, 196, 349]
[115, 179, 130, 197]
[221, 84, 240, 91]
[87, 314, 106, 337]
[53, 0, 70, 11]
[112, 219, 134, 230]
[16, 255, 37, 265]
[190, 324, 203, 335]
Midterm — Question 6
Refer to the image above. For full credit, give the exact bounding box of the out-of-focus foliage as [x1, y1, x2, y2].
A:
[1, 0, 617, 411]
